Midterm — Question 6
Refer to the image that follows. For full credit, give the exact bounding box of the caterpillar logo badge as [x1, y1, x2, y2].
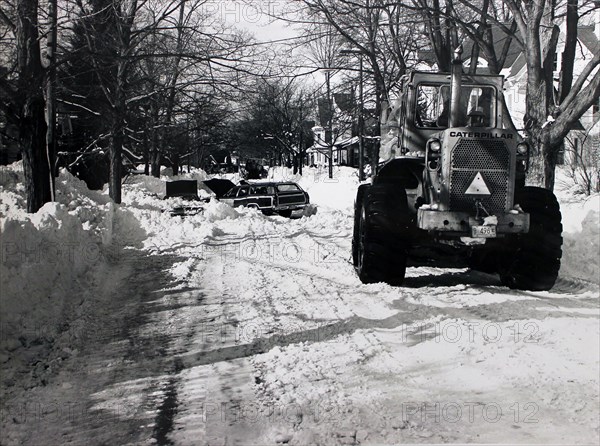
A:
[465, 172, 491, 195]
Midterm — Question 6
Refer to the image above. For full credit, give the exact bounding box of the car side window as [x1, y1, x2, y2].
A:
[252, 186, 268, 195]
[237, 186, 249, 197]
[276, 184, 300, 192]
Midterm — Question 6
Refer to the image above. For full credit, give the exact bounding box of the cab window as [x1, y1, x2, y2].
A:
[415, 84, 496, 128]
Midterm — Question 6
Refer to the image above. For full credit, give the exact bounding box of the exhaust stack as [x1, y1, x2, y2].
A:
[449, 46, 463, 128]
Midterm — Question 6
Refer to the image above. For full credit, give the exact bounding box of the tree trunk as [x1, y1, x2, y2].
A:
[524, 80, 548, 186]
[143, 144, 150, 175]
[328, 146, 333, 178]
[109, 119, 123, 203]
[109, 59, 128, 203]
[172, 153, 180, 176]
[523, 11, 560, 189]
[21, 98, 50, 213]
[151, 151, 161, 177]
[150, 105, 160, 177]
[559, 0, 578, 102]
[542, 139, 559, 190]
[17, 0, 51, 213]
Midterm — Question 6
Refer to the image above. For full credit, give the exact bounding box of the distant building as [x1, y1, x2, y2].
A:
[307, 92, 368, 168]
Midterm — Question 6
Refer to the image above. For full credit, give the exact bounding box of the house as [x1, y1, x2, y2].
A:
[501, 13, 600, 167]
[307, 92, 371, 168]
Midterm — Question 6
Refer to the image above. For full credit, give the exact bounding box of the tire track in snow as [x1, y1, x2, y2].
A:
[150, 207, 599, 444]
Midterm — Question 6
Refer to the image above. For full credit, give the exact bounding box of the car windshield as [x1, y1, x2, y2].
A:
[276, 184, 300, 192]
[223, 188, 237, 198]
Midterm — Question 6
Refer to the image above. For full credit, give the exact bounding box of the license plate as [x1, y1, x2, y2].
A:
[472, 225, 497, 238]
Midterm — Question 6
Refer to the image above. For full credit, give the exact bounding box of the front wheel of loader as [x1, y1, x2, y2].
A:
[499, 187, 562, 291]
[355, 183, 409, 286]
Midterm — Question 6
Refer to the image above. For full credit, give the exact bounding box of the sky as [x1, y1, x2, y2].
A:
[213, 0, 300, 43]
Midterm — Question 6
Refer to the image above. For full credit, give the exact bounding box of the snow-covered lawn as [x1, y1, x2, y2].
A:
[1, 162, 598, 445]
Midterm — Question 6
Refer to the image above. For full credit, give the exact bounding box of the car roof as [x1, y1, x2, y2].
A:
[249, 181, 299, 186]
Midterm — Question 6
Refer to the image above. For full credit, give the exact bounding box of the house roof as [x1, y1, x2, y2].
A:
[461, 29, 522, 70]
[417, 25, 522, 71]
[508, 53, 526, 78]
[571, 120, 586, 131]
[578, 25, 600, 54]
[418, 24, 599, 76]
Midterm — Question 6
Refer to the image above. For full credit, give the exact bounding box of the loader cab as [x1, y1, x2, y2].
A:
[381, 71, 506, 159]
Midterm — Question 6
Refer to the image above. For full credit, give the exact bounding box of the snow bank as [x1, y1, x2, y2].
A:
[561, 210, 600, 283]
[555, 168, 600, 284]
[0, 163, 143, 390]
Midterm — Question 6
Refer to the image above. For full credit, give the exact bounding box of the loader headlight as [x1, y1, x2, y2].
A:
[428, 139, 441, 152]
[517, 142, 529, 155]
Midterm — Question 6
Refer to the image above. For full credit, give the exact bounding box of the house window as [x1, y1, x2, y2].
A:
[553, 53, 558, 72]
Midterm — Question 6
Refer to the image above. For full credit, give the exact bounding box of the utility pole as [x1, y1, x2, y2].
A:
[339, 49, 365, 181]
[326, 70, 333, 179]
[46, 0, 57, 200]
[358, 54, 365, 181]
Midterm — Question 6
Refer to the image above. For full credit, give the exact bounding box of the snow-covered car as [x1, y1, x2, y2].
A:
[165, 179, 207, 216]
[220, 182, 310, 217]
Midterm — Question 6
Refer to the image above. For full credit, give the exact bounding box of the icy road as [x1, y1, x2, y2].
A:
[2, 167, 599, 445]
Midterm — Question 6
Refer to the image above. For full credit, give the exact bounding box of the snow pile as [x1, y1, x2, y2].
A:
[561, 209, 600, 283]
[555, 169, 600, 284]
[0, 163, 144, 390]
[124, 167, 213, 202]
[120, 178, 248, 255]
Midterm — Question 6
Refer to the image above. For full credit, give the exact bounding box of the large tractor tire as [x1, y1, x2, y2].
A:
[354, 183, 409, 285]
[352, 184, 371, 266]
[499, 187, 562, 291]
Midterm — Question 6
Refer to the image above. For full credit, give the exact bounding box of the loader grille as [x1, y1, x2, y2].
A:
[449, 139, 510, 214]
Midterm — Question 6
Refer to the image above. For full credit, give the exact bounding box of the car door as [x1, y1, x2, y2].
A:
[275, 183, 307, 207]
[233, 186, 250, 207]
[249, 186, 274, 209]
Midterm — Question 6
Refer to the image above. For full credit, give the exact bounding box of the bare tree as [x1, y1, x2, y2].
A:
[564, 130, 600, 195]
[64, 0, 260, 198]
[261, 0, 421, 174]
[16, 0, 52, 212]
[230, 77, 315, 174]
